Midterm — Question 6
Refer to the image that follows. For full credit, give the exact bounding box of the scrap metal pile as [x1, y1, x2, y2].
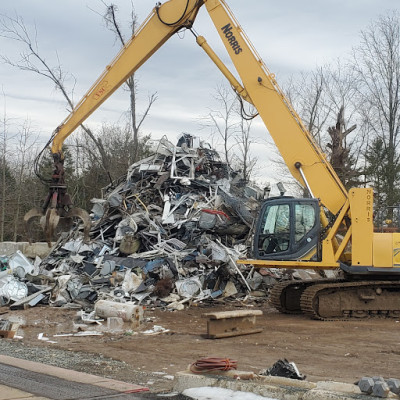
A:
[1, 135, 278, 310]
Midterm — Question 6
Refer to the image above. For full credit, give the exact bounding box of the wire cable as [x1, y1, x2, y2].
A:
[155, 0, 190, 26]
[190, 357, 238, 374]
[33, 131, 57, 185]
[236, 91, 258, 121]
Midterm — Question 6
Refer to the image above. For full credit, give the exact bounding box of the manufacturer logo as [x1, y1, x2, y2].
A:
[221, 23, 242, 55]
[93, 80, 110, 101]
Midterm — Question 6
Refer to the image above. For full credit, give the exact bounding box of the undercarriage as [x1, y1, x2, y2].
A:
[269, 278, 400, 320]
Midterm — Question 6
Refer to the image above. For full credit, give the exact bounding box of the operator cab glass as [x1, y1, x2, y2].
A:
[253, 197, 320, 260]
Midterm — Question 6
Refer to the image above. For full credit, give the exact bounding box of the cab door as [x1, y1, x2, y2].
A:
[253, 197, 320, 260]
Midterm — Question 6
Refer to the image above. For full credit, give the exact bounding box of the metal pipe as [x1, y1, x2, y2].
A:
[295, 162, 315, 198]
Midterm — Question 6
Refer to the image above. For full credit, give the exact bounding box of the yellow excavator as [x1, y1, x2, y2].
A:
[25, 0, 400, 319]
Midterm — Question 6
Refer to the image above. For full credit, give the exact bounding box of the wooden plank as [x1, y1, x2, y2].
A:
[202, 309, 262, 320]
[204, 312, 263, 339]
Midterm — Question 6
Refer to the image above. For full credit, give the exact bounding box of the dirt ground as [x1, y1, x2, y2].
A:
[1, 301, 400, 390]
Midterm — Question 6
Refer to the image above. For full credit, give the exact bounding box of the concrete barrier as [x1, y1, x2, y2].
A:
[0, 242, 53, 259]
[175, 370, 397, 400]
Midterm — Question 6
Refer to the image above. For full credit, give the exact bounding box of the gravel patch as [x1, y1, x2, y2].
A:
[0, 339, 175, 393]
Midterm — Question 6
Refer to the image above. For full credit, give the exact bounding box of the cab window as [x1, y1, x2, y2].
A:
[294, 204, 316, 242]
[259, 204, 290, 253]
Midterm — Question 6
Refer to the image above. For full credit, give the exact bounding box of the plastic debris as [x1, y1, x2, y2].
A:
[260, 359, 306, 380]
[142, 325, 170, 335]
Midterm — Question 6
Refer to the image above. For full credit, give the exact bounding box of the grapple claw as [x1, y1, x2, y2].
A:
[44, 208, 60, 246]
[24, 207, 46, 245]
[26, 151, 91, 246]
[64, 207, 91, 244]
[24, 206, 91, 247]
[24, 207, 56, 247]
[24, 207, 44, 226]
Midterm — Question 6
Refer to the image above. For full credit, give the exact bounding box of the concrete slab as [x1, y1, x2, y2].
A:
[0, 242, 53, 259]
[0, 363, 120, 400]
[0, 242, 25, 256]
[0, 355, 148, 394]
[0, 384, 50, 400]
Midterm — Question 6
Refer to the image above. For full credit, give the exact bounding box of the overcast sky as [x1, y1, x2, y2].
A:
[0, 0, 398, 187]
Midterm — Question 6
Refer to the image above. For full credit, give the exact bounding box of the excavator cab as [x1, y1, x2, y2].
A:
[253, 197, 320, 261]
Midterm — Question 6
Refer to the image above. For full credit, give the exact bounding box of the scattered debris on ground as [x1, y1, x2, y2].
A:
[1, 303, 400, 394]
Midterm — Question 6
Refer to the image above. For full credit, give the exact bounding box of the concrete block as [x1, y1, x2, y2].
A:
[22, 242, 53, 258]
[175, 370, 393, 400]
[217, 378, 303, 400]
[303, 389, 363, 400]
[175, 371, 310, 400]
[202, 309, 263, 339]
[387, 378, 400, 395]
[174, 371, 218, 392]
[358, 377, 374, 394]
[372, 381, 390, 398]
[257, 374, 316, 390]
[317, 380, 361, 395]
[0, 242, 25, 256]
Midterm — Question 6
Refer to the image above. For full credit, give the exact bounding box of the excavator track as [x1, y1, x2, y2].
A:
[270, 279, 400, 320]
[300, 280, 400, 320]
[268, 280, 317, 314]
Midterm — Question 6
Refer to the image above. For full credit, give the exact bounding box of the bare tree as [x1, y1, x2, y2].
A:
[325, 60, 359, 122]
[11, 119, 39, 240]
[276, 69, 334, 196]
[200, 85, 238, 167]
[233, 107, 259, 182]
[285, 61, 364, 190]
[0, 90, 14, 241]
[352, 11, 400, 218]
[100, 2, 157, 163]
[0, 12, 113, 182]
[199, 84, 263, 183]
[285, 67, 333, 147]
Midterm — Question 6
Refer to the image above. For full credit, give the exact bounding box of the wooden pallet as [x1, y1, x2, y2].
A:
[202, 309, 263, 339]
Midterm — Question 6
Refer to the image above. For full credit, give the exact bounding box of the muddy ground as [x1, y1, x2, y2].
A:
[1, 301, 399, 392]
